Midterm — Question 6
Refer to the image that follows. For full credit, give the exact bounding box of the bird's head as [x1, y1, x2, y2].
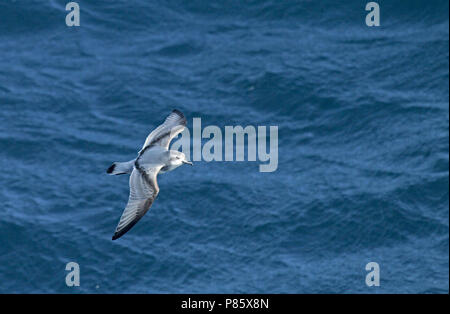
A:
[169, 151, 193, 168]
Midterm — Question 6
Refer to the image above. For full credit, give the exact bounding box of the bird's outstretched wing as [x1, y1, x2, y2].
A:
[112, 165, 162, 240]
[140, 109, 187, 153]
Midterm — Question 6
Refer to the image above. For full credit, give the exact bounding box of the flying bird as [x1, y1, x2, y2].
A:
[107, 109, 192, 240]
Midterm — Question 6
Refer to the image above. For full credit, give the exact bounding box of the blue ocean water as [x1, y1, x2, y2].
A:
[0, 0, 448, 293]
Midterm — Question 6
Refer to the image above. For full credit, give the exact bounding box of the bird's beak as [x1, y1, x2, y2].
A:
[182, 160, 193, 166]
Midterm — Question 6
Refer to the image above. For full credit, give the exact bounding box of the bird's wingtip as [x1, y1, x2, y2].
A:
[171, 109, 187, 126]
[172, 108, 182, 114]
[172, 109, 185, 118]
[112, 230, 125, 240]
[106, 163, 116, 174]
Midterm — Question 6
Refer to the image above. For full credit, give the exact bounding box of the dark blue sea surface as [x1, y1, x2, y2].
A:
[0, 0, 448, 293]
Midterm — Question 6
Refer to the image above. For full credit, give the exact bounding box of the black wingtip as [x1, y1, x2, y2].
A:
[172, 109, 185, 118]
[112, 230, 125, 240]
[111, 219, 141, 241]
[172, 109, 187, 126]
[106, 163, 116, 174]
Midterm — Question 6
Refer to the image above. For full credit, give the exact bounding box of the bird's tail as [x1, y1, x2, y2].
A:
[106, 160, 134, 175]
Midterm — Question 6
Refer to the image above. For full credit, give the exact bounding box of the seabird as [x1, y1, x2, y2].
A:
[107, 109, 192, 240]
